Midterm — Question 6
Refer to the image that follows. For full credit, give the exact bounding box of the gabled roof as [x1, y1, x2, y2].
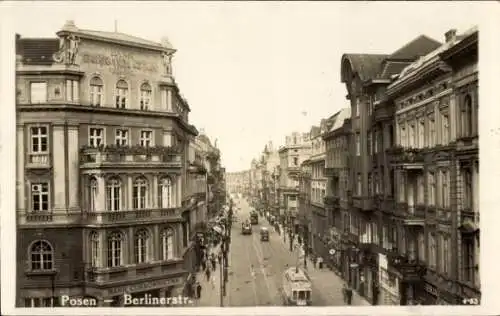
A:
[389, 35, 442, 61]
[329, 108, 351, 132]
[16, 37, 59, 65]
[310, 126, 321, 138]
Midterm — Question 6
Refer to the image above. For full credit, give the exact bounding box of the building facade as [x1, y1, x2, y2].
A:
[16, 21, 212, 307]
[277, 132, 311, 234]
[386, 27, 479, 305]
[322, 108, 351, 274]
[259, 142, 280, 216]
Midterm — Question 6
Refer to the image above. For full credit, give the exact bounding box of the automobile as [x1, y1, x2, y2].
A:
[250, 212, 259, 225]
[260, 227, 269, 241]
[241, 221, 252, 235]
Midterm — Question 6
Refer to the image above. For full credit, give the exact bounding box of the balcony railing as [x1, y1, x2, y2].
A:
[437, 208, 452, 222]
[84, 208, 180, 224]
[386, 146, 425, 166]
[396, 203, 425, 226]
[80, 145, 182, 168]
[387, 250, 426, 281]
[323, 195, 339, 207]
[88, 259, 185, 284]
[26, 153, 51, 168]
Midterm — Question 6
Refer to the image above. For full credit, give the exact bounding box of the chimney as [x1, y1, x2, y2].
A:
[445, 29, 457, 43]
[16, 33, 21, 40]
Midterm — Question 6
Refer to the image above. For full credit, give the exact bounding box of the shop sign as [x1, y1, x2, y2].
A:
[107, 277, 182, 296]
[378, 253, 388, 270]
[424, 282, 438, 297]
[81, 51, 159, 74]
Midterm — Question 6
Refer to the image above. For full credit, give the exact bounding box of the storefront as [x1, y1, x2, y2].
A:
[360, 250, 378, 304]
[378, 253, 400, 305]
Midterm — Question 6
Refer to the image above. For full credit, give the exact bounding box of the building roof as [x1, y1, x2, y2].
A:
[341, 54, 388, 82]
[310, 126, 321, 138]
[328, 108, 351, 132]
[389, 35, 442, 60]
[16, 37, 59, 65]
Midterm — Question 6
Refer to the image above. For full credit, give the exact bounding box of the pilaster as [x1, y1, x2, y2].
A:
[52, 125, 67, 211]
[17, 126, 25, 210]
[67, 125, 79, 209]
[153, 175, 158, 208]
[127, 176, 133, 210]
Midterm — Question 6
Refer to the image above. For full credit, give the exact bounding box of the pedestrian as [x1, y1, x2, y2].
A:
[345, 283, 353, 305]
[205, 267, 211, 281]
[211, 256, 217, 271]
[196, 282, 202, 299]
[201, 259, 206, 272]
[218, 252, 223, 265]
[211, 275, 216, 289]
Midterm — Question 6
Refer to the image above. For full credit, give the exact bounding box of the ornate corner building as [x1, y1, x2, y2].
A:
[16, 20, 224, 307]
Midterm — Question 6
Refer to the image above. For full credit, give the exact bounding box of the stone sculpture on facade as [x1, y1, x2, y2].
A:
[162, 52, 173, 76]
[53, 34, 81, 65]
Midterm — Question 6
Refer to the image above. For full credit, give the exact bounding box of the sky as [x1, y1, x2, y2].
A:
[1, 1, 490, 172]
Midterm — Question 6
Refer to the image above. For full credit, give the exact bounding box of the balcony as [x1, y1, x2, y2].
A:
[188, 162, 207, 175]
[323, 195, 339, 208]
[19, 211, 82, 226]
[386, 146, 425, 170]
[324, 167, 338, 177]
[79, 145, 182, 170]
[373, 103, 394, 123]
[26, 153, 51, 169]
[437, 207, 452, 223]
[83, 208, 181, 225]
[88, 259, 185, 285]
[387, 251, 426, 282]
[459, 208, 480, 234]
[396, 203, 424, 226]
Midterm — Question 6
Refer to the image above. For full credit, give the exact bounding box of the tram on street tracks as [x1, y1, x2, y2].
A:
[281, 266, 312, 306]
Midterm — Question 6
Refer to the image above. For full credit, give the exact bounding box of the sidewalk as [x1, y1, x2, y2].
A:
[192, 245, 227, 307]
[279, 234, 370, 306]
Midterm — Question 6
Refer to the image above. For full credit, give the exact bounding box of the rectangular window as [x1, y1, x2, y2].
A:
[441, 170, 450, 208]
[429, 116, 436, 147]
[115, 88, 128, 109]
[140, 130, 153, 147]
[463, 168, 473, 210]
[368, 173, 373, 197]
[115, 129, 129, 146]
[30, 126, 48, 153]
[355, 133, 360, 156]
[418, 120, 425, 148]
[355, 98, 360, 117]
[441, 112, 449, 145]
[417, 232, 425, 262]
[89, 128, 104, 147]
[367, 132, 372, 155]
[417, 174, 424, 204]
[66, 80, 79, 102]
[30, 82, 47, 103]
[160, 89, 168, 109]
[140, 89, 152, 110]
[374, 130, 379, 153]
[429, 233, 437, 269]
[357, 173, 362, 196]
[463, 237, 475, 283]
[90, 84, 103, 107]
[400, 125, 406, 147]
[409, 123, 415, 148]
[31, 183, 49, 212]
[428, 172, 435, 206]
[442, 235, 450, 275]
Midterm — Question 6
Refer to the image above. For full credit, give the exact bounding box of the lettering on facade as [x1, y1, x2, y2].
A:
[107, 277, 181, 296]
[81, 51, 159, 74]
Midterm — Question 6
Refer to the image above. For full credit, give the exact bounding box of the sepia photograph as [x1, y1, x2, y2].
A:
[0, 1, 498, 315]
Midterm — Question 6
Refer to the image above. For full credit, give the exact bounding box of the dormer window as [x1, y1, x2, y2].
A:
[115, 80, 128, 109]
[140, 83, 152, 111]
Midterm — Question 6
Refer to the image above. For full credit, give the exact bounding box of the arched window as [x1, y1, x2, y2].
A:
[30, 240, 54, 271]
[106, 177, 121, 211]
[161, 228, 174, 260]
[133, 177, 148, 209]
[89, 77, 103, 107]
[89, 232, 100, 267]
[140, 83, 152, 111]
[134, 229, 150, 263]
[107, 231, 123, 267]
[158, 177, 173, 208]
[89, 177, 98, 212]
[115, 80, 128, 109]
[461, 94, 473, 138]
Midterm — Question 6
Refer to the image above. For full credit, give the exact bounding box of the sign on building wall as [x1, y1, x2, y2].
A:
[81, 51, 159, 75]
